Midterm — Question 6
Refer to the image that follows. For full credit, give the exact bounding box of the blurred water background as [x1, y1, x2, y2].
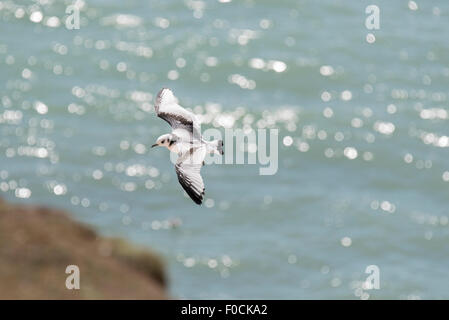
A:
[1, 0, 449, 299]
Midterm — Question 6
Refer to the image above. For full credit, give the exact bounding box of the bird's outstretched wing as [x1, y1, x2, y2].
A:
[175, 145, 206, 205]
[175, 162, 205, 205]
[155, 88, 201, 139]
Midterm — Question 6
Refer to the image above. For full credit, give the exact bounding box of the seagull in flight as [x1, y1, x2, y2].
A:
[152, 88, 223, 205]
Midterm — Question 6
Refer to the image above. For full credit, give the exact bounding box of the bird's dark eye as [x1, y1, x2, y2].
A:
[161, 139, 165, 143]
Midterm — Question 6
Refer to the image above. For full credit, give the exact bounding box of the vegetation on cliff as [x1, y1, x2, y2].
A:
[0, 198, 167, 299]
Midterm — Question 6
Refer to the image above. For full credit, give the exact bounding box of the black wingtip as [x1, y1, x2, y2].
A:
[180, 184, 204, 205]
[192, 188, 206, 205]
[190, 192, 203, 205]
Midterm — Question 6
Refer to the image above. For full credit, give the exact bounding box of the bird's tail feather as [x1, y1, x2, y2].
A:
[217, 140, 224, 155]
[207, 139, 224, 155]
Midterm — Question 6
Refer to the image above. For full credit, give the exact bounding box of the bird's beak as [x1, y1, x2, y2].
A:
[151, 144, 158, 148]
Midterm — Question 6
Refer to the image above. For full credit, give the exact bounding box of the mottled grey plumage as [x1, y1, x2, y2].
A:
[154, 88, 201, 141]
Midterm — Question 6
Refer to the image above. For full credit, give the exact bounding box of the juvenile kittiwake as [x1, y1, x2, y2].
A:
[152, 88, 223, 205]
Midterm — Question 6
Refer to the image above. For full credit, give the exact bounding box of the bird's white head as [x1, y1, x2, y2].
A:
[152, 133, 174, 149]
